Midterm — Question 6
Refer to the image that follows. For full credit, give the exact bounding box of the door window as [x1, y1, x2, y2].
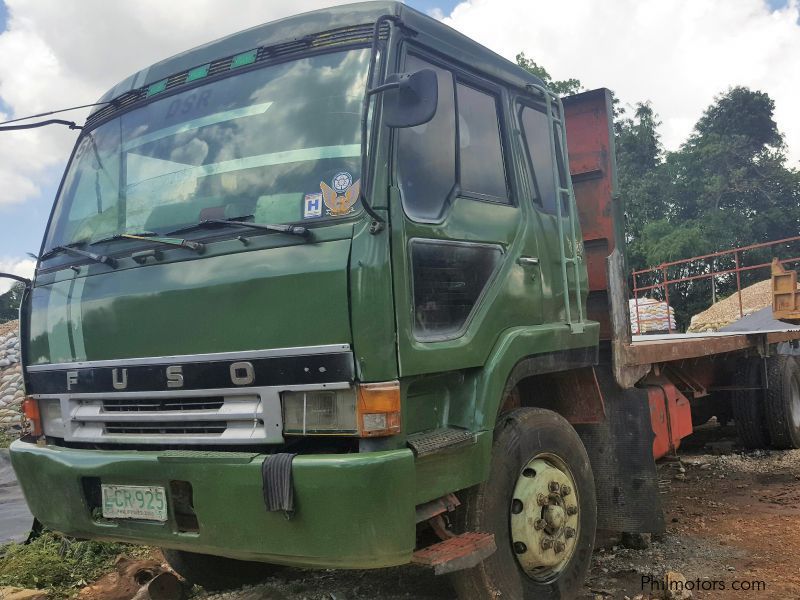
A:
[456, 83, 509, 202]
[397, 55, 511, 222]
[520, 106, 567, 214]
[410, 239, 503, 339]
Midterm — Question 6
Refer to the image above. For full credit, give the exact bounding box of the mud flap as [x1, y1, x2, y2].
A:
[574, 362, 665, 534]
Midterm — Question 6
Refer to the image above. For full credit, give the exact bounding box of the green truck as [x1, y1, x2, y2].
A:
[6, 2, 800, 598]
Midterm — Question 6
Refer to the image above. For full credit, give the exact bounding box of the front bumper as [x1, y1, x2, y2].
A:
[10, 440, 416, 568]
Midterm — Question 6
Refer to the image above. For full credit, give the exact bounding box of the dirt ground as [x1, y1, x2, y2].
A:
[194, 422, 800, 600]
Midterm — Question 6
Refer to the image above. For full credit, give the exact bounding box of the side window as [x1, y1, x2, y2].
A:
[456, 83, 508, 202]
[411, 239, 503, 339]
[520, 106, 566, 215]
[397, 56, 456, 222]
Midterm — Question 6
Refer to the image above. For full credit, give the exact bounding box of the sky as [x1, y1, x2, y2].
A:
[0, 0, 798, 293]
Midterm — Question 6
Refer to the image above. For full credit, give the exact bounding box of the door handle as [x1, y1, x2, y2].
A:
[517, 256, 540, 266]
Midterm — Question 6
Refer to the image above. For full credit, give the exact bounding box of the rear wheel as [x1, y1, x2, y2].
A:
[732, 358, 770, 449]
[764, 356, 800, 449]
[451, 408, 596, 600]
[162, 549, 276, 591]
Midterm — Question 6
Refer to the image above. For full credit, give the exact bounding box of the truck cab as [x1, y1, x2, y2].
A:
[11, 3, 619, 597]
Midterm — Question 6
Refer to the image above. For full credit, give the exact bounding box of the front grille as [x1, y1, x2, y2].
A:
[64, 391, 279, 445]
[85, 22, 390, 130]
[105, 421, 227, 435]
[102, 397, 224, 412]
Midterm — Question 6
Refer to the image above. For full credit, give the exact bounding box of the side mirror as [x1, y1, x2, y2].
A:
[371, 68, 438, 128]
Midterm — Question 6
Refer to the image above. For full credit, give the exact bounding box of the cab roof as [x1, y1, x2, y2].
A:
[93, 1, 545, 113]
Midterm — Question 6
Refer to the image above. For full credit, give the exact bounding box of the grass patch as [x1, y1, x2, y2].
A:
[0, 430, 14, 448]
[0, 532, 152, 598]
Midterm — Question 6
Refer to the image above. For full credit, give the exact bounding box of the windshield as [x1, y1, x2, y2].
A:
[44, 48, 369, 252]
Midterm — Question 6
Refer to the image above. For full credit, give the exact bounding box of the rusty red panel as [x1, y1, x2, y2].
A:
[563, 89, 620, 340]
[645, 377, 693, 460]
[411, 532, 496, 575]
[563, 88, 618, 285]
[648, 388, 671, 460]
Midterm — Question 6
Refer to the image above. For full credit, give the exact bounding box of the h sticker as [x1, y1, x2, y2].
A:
[303, 193, 323, 219]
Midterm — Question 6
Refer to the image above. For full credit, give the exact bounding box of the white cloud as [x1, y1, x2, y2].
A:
[1, 0, 798, 213]
[0, 0, 353, 207]
[440, 0, 800, 163]
[0, 257, 35, 294]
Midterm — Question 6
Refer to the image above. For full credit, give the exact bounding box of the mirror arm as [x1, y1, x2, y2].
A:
[367, 81, 400, 96]
[0, 272, 32, 288]
[359, 14, 399, 234]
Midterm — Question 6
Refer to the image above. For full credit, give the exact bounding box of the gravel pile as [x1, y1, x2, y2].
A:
[0, 321, 24, 433]
[688, 280, 774, 332]
[708, 448, 800, 474]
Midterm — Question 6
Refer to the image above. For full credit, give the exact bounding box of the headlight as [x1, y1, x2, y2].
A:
[39, 399, 65, 438]
[281, 381, 401, 437]
[282, 389, 358, 435]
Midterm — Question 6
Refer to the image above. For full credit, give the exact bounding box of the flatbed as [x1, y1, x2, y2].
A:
[625, 328, 800, 365]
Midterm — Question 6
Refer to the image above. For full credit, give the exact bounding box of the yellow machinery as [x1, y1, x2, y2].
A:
[772, 259, 800, 323]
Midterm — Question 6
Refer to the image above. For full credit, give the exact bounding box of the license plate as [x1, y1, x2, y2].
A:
[101, 485, 168, 521]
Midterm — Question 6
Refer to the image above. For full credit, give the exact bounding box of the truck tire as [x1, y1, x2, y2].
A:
[732, 358, 770, 449]
[764, 356, 800, 449]
[451, 408, 596, 600]
[162, 549, 275, 591]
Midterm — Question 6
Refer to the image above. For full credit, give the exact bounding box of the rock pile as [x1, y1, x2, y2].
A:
[0, 320, 24, 434]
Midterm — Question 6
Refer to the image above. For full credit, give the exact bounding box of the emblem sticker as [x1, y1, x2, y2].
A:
[303, 193, 323, 219]
[332, 171, 353, 193]
[320, 172, 360, 217]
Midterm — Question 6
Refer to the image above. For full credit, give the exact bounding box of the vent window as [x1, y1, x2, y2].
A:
[410, 239, 503, 339]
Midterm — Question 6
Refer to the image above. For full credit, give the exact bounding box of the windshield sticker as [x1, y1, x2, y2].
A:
[332, 171, 353, 193]
[320, 172, 360, 217]
[303, 193, 323, 219]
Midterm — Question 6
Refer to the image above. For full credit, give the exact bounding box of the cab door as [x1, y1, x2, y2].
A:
[390, 49, 543, 378]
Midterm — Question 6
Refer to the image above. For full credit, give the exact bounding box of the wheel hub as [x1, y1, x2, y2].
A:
[543, 504, 565, 531]
[509, 457, 579, 576]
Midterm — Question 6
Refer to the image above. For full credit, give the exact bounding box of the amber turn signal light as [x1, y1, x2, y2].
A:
[21, 396, 42, 437]
[357, 381, 401, 437]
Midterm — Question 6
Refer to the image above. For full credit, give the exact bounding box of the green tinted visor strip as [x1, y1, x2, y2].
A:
[126, 144, 361, 194]
[121, 102, 274, 152]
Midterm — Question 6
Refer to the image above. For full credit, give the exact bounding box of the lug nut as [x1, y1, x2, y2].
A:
[567, 505, 578, 516]
[564, 527, 576, 539]
[513, 541, 527, 554]
[537, 493, 549, 506]
[554, 540, 566, 554]
[511, 499, 523, 514]
[533, 518, 545, 530]
[549, 481, 561, 493]
[541, 538, 553, 550]
[560, 484, 571, 497]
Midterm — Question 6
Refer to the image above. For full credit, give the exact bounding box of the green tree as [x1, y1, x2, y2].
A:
[515, 52, 582, 96]
[614, 102, 671, 271]
[0, 283, 24, 323]
[625, 87, 800, 328]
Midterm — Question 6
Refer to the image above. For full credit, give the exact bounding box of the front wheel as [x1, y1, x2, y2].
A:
[451, 407, 596, 599]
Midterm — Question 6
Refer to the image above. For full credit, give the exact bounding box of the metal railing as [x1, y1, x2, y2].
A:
[631, 235, 800, 335]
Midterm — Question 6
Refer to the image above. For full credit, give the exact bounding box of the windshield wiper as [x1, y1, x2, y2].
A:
[90, 232, 204, 253]
[39, 242, 117, 267]
[168, 216, 311, 238]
